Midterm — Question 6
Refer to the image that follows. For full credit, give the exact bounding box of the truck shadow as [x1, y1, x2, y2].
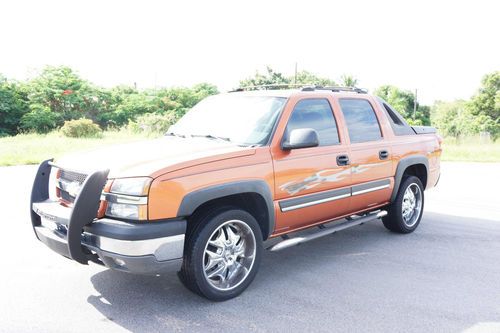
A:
[87, 212, 500, 332]
[87, 223, 387, 332]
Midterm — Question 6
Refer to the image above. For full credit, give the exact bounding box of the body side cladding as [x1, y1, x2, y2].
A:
[177, 180, 275, 239]
[391, 155, 429, 202]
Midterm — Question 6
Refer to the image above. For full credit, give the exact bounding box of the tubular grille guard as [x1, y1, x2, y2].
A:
[30, 159, 109, 264]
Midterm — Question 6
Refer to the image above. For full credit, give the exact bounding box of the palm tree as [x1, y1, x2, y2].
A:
[340, 74, 358, 87]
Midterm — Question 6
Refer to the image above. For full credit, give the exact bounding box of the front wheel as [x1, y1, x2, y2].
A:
[383, 176, 424, 234]
[180, 208, 263, 301]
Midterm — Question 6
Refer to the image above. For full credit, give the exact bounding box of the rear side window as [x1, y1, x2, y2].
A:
[380, 101, 415, 136]
[339, 99, 382, 143]
[286, 99, 340, 146]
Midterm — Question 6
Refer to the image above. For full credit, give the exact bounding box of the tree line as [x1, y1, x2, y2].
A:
[0, 66, 498, 140]
[0, 66, 218, 136]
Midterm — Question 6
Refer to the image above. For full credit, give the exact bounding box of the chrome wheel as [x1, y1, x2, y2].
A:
[401, 183, 422, 227]
[203, 220, 256, 291]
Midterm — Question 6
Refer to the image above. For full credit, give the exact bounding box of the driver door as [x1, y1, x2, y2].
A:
[271, 97, 351, 234]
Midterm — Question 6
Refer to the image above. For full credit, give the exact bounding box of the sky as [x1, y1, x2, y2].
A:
[0, 0, 498, 105]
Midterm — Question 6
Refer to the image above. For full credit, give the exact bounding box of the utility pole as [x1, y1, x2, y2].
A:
[294, 62, 298, 84]
[413, 89, 418, 120]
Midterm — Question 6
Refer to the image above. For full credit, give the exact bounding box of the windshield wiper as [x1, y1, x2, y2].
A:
[165, 132, 186, 138]
[190, 134, 231, 142]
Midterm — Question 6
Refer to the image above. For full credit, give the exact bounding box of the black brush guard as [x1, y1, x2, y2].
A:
[30, 159, 109, 264]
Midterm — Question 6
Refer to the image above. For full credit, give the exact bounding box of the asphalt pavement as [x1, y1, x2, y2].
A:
[0, 162, 499, 333]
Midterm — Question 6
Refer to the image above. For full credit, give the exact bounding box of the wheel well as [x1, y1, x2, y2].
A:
[187, 193, 270, 240]
[403, 164, 427, 189]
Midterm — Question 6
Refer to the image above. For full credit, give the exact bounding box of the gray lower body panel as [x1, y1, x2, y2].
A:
[85, 245, 183, 274]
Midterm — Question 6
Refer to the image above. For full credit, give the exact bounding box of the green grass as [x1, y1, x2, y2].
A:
[1, 132, 499, 166]
[0, 131, 158, 166]
[441, 137, 500, 162]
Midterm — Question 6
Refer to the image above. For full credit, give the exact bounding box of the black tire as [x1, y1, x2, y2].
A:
[179, 207, 263, 301]
[383, 176, 425, 234]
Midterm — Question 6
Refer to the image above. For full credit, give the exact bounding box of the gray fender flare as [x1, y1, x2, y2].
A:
[391, 155, 429, 202]
[177, 180, 275, 238]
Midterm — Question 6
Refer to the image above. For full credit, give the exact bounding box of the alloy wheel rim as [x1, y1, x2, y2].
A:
[202, 220, 256, 291]
[401, 183, 422, 227]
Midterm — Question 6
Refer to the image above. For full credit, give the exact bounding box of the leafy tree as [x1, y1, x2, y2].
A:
[294, 70, 337, 86]
[25, 66, 105, 122]
[96, 85, 137, 128]
[192, 83, 219, 100]
[340, 74, 358, 87]
[374, 85, 430, 125]
[468, 71, 499, 140]
[20, 104, 62, 133]
[0, 76, 28, 136]
[431, 100, 476, 137]
[156, 83, 219, 118]
[110, 93, 165, 127]
[239, 66, 291, 89]
[239, 67, 338, 89]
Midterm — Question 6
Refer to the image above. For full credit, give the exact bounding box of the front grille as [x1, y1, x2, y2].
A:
[57, 169, 88, 203]
[60, 169, 87, 185]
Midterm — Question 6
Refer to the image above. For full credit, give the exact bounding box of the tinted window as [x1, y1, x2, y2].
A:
[339, 99, 382, 143]
[286, 99, 340, 146]
[380, 101, 415, 136]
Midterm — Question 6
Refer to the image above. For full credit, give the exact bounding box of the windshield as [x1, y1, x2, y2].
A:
[168, 94, 287, 146]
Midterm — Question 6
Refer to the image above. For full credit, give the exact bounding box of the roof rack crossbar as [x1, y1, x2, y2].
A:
[311, 86, 368, 94]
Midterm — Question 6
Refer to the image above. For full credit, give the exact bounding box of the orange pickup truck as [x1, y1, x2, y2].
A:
[30, 86, 441, 301]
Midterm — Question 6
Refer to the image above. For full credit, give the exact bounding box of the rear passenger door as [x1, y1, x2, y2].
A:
[337, 98, 393, 213]
[272, 97, 351, 233]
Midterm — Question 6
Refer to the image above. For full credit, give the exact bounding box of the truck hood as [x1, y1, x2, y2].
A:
[55, 136, 255, 178]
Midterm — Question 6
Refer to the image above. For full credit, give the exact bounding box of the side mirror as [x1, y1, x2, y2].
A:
[282, 128, 319, 150]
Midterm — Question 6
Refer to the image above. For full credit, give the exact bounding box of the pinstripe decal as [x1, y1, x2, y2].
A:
[279, 178, 391, 212]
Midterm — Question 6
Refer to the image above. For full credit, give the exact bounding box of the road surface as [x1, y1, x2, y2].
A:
[0, 162, 499, 333]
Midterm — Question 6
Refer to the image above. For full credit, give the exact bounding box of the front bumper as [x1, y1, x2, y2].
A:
[30, 159, 186, 274]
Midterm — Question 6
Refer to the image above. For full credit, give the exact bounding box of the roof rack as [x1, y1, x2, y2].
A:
[303, 86, 368, 94]
[230, 84, 307, 92]
[229, 84, 368, 94]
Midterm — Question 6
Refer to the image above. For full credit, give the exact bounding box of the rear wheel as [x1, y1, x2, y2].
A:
[180, 208, 262, 301]
[383, 176, 424, 233]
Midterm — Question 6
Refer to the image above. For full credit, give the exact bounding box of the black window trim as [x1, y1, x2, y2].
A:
[338, 97, 384, 144]
[281, 97, 342, 147]
[265, 97, 290, 146]
[375, 97, 415, 137]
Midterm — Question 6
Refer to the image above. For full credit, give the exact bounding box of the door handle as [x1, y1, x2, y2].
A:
[336, 154, 350, 166]
[379, 150, 389, 160]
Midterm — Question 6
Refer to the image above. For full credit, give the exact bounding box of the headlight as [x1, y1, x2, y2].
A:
[105, 177, 152, 220]
[110, 177, 152, 196]
[106, 202, 148, 220]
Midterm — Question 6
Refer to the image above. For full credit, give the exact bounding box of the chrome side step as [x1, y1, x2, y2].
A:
[268, 210, 387, 252]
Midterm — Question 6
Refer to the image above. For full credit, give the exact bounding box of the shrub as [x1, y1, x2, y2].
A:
[127, 112, 177, 134]
[60, 118, 102, 138]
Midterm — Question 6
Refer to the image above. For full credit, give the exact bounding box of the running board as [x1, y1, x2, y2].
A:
[268, 210, 387, 252]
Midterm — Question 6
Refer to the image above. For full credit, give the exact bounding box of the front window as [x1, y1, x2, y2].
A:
[286, 98, 340, 146]
[169, 94, 287, 146]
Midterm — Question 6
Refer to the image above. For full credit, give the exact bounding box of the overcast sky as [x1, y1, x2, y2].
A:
[0, 0, 498, 104]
